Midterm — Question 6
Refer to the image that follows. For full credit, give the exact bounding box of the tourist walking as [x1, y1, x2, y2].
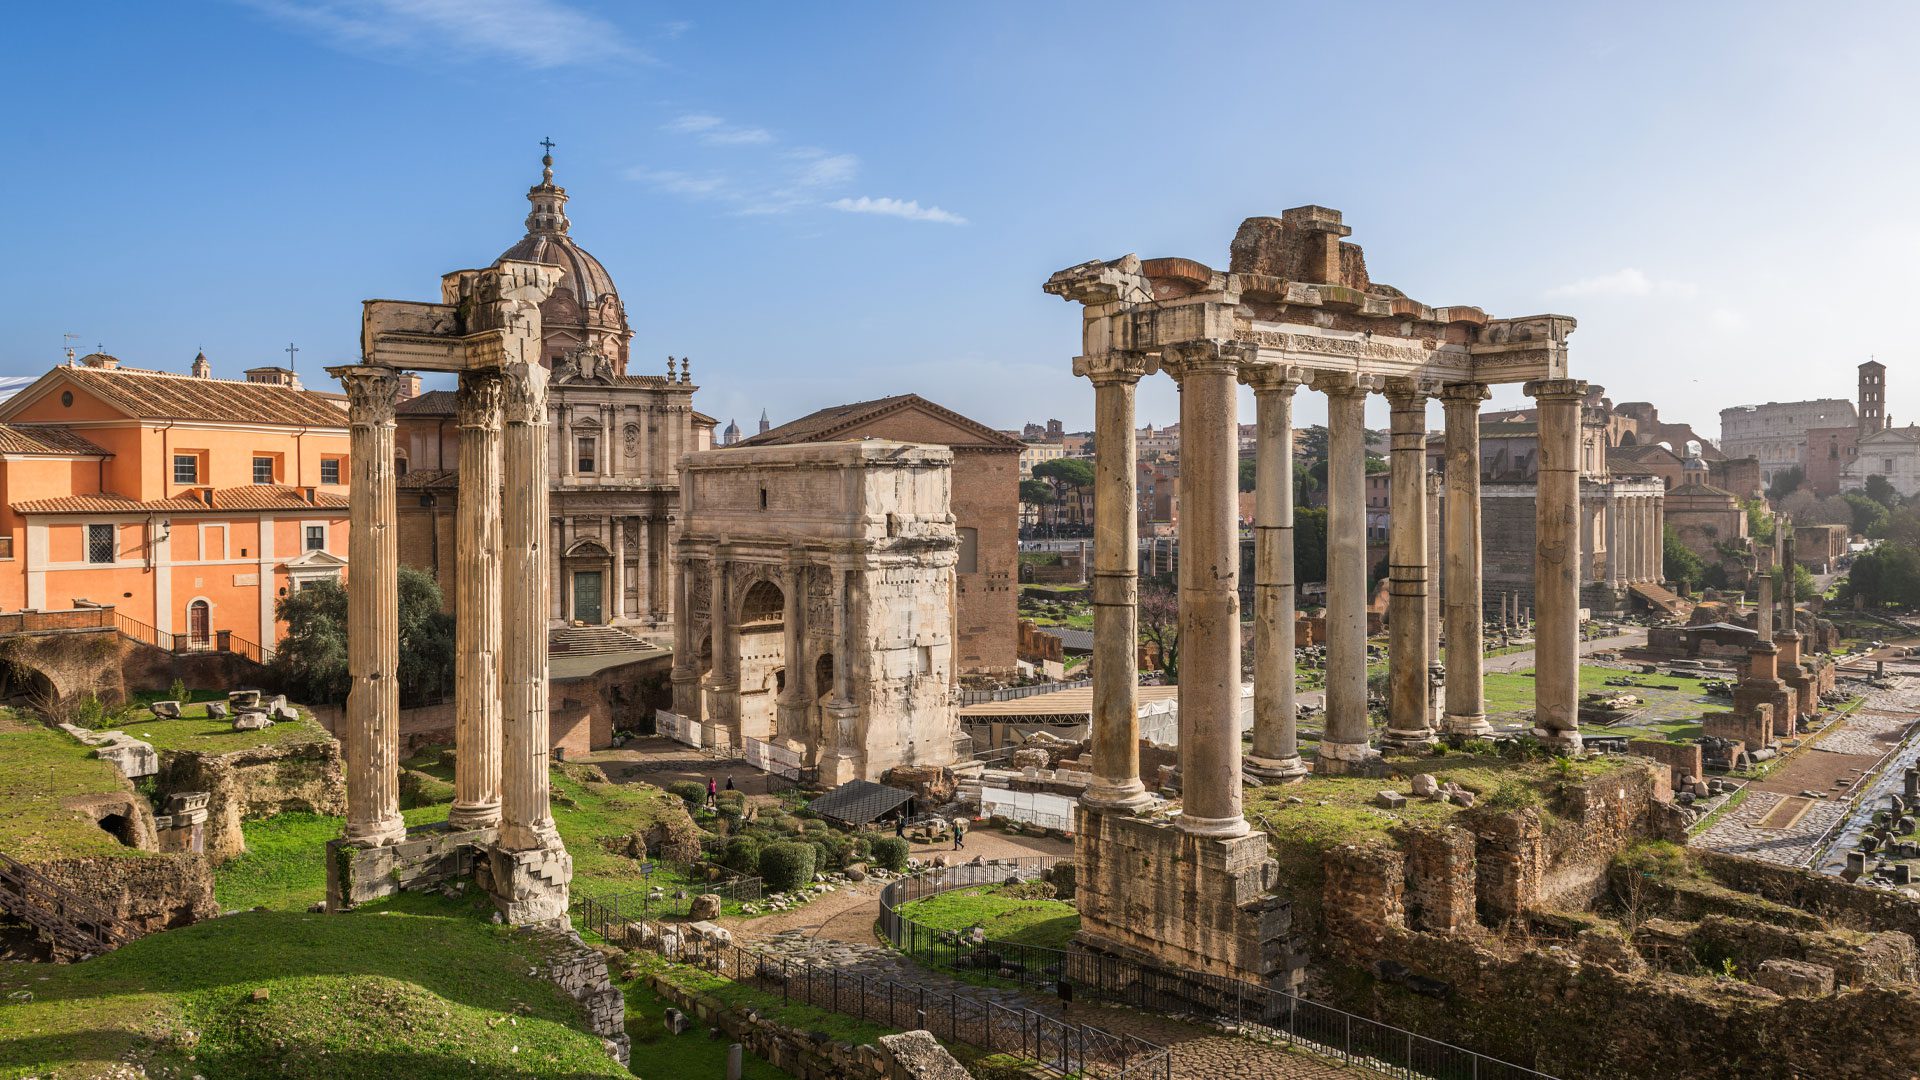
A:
[895, 814, 906, 839]
[707, 776, 718, 807]
[952, 817, 968, 851]
[724, 775, 735, 793]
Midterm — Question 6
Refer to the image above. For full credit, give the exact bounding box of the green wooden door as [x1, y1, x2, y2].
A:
[572, 571, 603, 624]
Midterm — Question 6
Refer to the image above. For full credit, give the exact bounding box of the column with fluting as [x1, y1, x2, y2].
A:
[610, 516, 625, 624]
[1383, 379, 1436, 749]
[775, 557, 809, 744]
[1242, 363, 1308, 779]
[1440, 383, 1492, 737]
[707, 552, 738, 747]
[670, 552, 704, 722]
[449, 370, 504, 830]
[1526, 379, 1588, 751]
[1653, 493, 1665, 582]
[1317, 373, 1383, 772]
[1164, 341, 1247, 835]
[1756, 566, 1775, 643]
[499, 362, 562, 852]
[334, 366, 406, 846]
[1077, 350, 1158, 808]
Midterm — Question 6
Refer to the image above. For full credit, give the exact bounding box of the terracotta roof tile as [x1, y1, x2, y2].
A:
[61, 368, 348, 427]
[0, 424, 109, 456]
[14, 485, 346, 515]
[396, 390, 458, 416]
[741, 394, 1024, 450]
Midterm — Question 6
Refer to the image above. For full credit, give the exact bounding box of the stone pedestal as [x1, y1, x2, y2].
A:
[1072, 804, 1293, 984]
[483, 842, 576, 926]
[326, 824, 498, 912]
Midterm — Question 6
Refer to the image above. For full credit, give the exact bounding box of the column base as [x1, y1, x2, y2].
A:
[446, 801, 502, 831]
[1245, 754, 1310, 781]
[483, 841, 573, 927]
[1532, 727, 1584, 754]
[1175, 811, 1250, 838]
[819, 751, 861, 788]
[1380, 728, 1438, 751]
[1443, 713, 1494, 738]
[499, 820, 563, 853]
[1082, 778, 1154, 811]
[1314, 741, 1385, 776]
[344, 814, 406, 847]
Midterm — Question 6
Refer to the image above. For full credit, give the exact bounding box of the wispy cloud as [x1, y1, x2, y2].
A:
[242, 0, 643, 68]
[1547, 268, 1698, 299]
[636, 117, 962, 225]
[830, 196, 967, 226]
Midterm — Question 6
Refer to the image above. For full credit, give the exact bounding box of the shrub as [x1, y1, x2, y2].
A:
[1484, 778, 1542, 813]
[809, 841, 834, 874]
[759, 841, 817, 893]
[168, 677, 190, 706]
[721, 835, 761, 878]
[667, 781, 708, 810]
[870, 836, 910, 872]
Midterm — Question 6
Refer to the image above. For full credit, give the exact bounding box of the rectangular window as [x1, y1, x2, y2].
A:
[577, 436, 596, 473]
[305, 525, 325, 551]
[253, 456, 275, 484]
[956, 526, 979, 574]
[319, 458, 342, 484]
[86, 524, 115, 564]
[173, 454, 198, 484]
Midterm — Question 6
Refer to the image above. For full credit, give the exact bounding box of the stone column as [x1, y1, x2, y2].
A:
[1163, 341, 1247, 835]
[1383, 379, 1436, 749]
[824, 562, 861, 782]
[499, 362, 562, 852]
[1242, 363, 1308, 779]
[1603, 490, 1620, 588]
[635, 518, 651, 622]
[1440, 383, 1492, 737]
[775, 558, 809, 744]
[670, 553, 704, 722]
[1075, 351, 1158, 807]
[1316, 372, 1382, 773]
[335, 366, 406, 847]
[1639, 495, 1653, 582]
[1779, 527, 1801, 654]
[610, 516, 625, 624]
[1756, 569, 1775, 644]
[1526, 379, 1588, 751]
[558, 405, 573, 479]
[1653, 494, 1665, 583]
[708, 553, 739, 746]
[1632, 496, 1647, 583]
[448, 370, 504, 830]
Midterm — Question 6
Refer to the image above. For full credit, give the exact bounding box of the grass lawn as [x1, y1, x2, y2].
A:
[0, 892, 629, 1080]
[119, 707, 331, 755]
[893, 882, 1079, 950]
[216, 755, 706, 912]
[1481, 665, 1717, 722]
[625, 950, 893, 1048]
[622, 975, 790, 1080]
[0, 708, 157, 862]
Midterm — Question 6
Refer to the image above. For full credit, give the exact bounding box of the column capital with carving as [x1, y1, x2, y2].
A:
[1523, 378, 1589, 404]
[1308, 370, 1386, 398]
[1158, 339, 1245, 382]
[1072, 350, 1159, 387]
[1383, 376, 1442, 407]
[500, 362, 550, 425]
[330, 365, 407, 425]
[1438, 382, 1493, 407]
[456, 369, 507, 430]
[1238, 362, 1309, 394]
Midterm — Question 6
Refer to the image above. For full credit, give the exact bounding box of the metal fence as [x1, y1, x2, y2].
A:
[115, 612, 274, 665]
[956, 678, 1092, 705]
[879, 859, 1561, 1080]
[586, 906, 1170, 1080]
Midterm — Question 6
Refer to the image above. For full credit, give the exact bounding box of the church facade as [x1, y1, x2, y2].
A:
[395, 154, 714, 630]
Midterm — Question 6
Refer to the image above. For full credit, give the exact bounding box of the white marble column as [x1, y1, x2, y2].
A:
[1076, 350, 1157, 808]
[1242, 363, 1308, 779]
[1383, 379, 1436, 749]
[776, 558, 809, 744]
[500, 363, 562, 852]
[1527, 379, 1587, 751]
[1316, 373, 1383, 772]
[1164, 341, 1247, 835]
[1603, 490, 1621, 588]
[824, 561, 860, 781]
[449, 370, 504, 830]
[670, 552, 704, 721]
[708, 552, 738, 747]
[1654, 494, 1665, 583]
[335, 366, 406, 846]
[1440, 383, 1492, 737]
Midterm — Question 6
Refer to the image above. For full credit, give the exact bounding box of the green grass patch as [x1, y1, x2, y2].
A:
[123, 708, 330, 755]
[1688, 786, 1752, 837]
[894, 883, 1079, 950]
[214, 805, 453, 911]
[622, 976, 790, 1079]
[0, 708, 156, 862]
[0, 892, 628, 1080]
[627, 951, 893, 1046]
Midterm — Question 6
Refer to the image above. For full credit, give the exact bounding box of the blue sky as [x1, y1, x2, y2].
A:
[4, 1, 1918, 437]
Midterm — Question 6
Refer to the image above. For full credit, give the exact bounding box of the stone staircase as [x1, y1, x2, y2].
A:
[0, 851, 131, 960]
[1629, 581, 1693, 619]
[548, 625, 652, 656]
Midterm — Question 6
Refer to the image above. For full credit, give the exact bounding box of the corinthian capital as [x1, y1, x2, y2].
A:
[1383, 376, 1442, 405]
[331, 366, 406, 426]
[1438, 382, 1492, 407]
[456, 370, 506, 430]
[1238, 362, 1309, 394]
[1307, 370, 1385, 398]
[500, 361, 550, 425]
[1523, 378, 1588, 404]
[1158, 339, 1245, 382]
[1072, 350, 1159, 386]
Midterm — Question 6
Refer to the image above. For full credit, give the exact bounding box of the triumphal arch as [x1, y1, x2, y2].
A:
[669, 440, 961, 786]
[325, 260, 572, 925]
[1046, 206, 1584, 982]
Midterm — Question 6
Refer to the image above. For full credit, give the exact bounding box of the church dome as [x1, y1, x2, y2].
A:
[494, 151, 619, 306]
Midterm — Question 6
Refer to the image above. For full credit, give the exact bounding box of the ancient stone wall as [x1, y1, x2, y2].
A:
[1697, 850, 1920, 941]
[30, 852, 215, 941]
[1628, 739, 1702, 787]
[539, 930, 629, 1066]
[156, 740, 346, 862]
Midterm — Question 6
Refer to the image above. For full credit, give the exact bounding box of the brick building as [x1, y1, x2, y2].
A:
[0, 352, 351, 652]
[741, 394, 1019, 681]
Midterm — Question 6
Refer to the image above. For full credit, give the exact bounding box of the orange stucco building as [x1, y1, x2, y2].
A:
[0, 353, 352, 653]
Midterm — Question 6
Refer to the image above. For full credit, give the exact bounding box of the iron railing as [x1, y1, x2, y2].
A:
[576, 874, 763, 925]
[585, 910, 1170, 1080]
[956, 678, 1092, 705]
[879, 859, 1562, 1080]
[0, 851, 131, 958]
[114, 613, 273, 665]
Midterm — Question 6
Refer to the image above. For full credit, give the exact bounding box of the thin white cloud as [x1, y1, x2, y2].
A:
[667, 114, 724, 134]
[242, 0, 644, 68]
[623, 167, 728, 197]
[666, 114, 775, 147]
[788, 149, 859, 188]
[830, 196, 967, 226]
[1547, 268, 1698, 299]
